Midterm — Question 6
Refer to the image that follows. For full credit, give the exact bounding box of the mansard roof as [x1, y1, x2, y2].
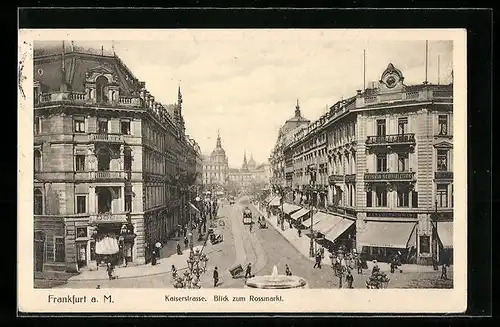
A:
[34, 43, 141, 96]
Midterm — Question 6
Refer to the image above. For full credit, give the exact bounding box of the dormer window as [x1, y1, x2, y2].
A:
[96, 75, 109, 103]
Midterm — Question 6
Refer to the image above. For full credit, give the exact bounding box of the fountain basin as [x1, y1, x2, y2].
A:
[244, 265, 308, 289]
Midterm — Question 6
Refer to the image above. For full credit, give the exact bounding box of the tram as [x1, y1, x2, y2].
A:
[242, 207, 253, 225]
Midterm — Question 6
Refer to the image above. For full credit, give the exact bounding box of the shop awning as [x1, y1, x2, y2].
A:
[358, 221, 417, 249]
[438, 221, 453, 249]
[312, 212, 344, 235]
[95, 236, 120, 255]
[324, 218, 355, 242]
[291, 208, 310, 221]
[302, 212, 323, 228]
[269, 196, 281, 207]
[282, 203, 301, 215]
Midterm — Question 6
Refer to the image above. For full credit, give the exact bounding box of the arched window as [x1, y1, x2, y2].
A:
[34, 189, 43, 215]
[97, 148, 111, 171]
[34, 150, 42, 172]
[95, 76, 109, 103]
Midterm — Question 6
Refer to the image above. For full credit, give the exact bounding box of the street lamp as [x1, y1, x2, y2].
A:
[433, 198, 439, 271]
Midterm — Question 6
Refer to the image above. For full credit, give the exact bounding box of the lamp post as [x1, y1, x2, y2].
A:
[433, 198, 439, 270]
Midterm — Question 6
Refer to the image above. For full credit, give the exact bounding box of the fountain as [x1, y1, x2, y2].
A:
[244, 265, 308, 289]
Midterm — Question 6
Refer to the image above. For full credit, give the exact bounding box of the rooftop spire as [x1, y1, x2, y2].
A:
[60, 41, 68, 92]
[295, 99, 301, 117]
[216, 130, 222, 148]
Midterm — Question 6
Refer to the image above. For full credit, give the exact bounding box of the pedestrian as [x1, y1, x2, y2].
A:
[441, 264, 448, 280]
[346, 271, 354, 288]
[298, 228, 301, 237]
[390, 257, 396, 274]
[183, 226, 187, 238]
[213, 267, 219, 287]
[171, 265, 177, 279]
[285, 264, 292, 276]
[313, 252, 322, 269]
[356, 256, 363, 275]
[151, 250, 157, 266]
[245, 263, 252, 278]
[371, 260, 380, 275]
[106, 262, 113, 280]
[184, 236, 189, 248]
[177, 242, 182, 255]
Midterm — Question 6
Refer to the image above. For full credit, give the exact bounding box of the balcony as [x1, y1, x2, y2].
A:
[89, 212, 129, 224]
[366, 133, 415, 146]
[327, 205, 357, 218]
[364, 172, 416, 182]
[88, 133, 124, 143]
[435, 171, 453, 180]
[345, 174, 356, 183]
[328, 174, 344, 184]
[90, 171, 127, 180]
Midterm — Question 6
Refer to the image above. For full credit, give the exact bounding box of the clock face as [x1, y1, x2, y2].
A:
[386, 75, 397, 88]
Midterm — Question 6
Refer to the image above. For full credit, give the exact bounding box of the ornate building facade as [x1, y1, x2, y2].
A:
[33, 42, 200, 273]
[272, 64, 454, 265]
[202, 131, 229, 188]
[269, 100, 311, 202]
[227, 152, 269, 189]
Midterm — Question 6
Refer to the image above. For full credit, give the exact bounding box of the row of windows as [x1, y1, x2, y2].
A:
[373, 115, 449, 136]
[145, 185, 177, 210]
[34, 117, 132, 135]
[33, 190, 133, 215]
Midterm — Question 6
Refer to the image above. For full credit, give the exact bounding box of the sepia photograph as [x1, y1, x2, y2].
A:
[18, 28, 467, 313]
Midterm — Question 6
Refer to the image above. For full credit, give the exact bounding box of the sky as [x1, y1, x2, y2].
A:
[36, 31, 453, 168]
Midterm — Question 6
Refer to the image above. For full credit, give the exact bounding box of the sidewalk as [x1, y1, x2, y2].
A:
[252, 204, 331, 265]
[252, 203, 449, 274]
[69, 231, 213, 282]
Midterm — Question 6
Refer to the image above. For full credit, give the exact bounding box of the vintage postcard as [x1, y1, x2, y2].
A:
[18, 28, 467, 313]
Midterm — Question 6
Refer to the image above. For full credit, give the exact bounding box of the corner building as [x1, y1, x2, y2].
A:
[33, 43, 200, 272]
[283, 64, 453, 265]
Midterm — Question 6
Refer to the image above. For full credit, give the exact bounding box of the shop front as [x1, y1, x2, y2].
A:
[357, 220, 417, 263]
[88, 213, 136, 269]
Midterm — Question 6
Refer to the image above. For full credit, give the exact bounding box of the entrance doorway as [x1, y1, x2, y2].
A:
[76, 242, 88, 269]
[34, 231, 45, 272]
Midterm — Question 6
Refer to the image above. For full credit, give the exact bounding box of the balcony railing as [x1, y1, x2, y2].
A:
[90, 171, 126, 180]
[364, 172, 416, 181]
[345, 174, 356, 183]
[328, 174, 344, 184]
[366, 133, 415, 145]
[435, 171, 453, 179]
[326, 205, 357, 218]
[89, 133, 124, 143]
[89, 212, 129, 224]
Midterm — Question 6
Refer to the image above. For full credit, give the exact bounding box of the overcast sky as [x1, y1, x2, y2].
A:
[36, 31, 453, 167]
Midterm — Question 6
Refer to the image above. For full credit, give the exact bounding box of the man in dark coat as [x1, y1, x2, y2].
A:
[346, 271, 354, 288]
[313, 252, 322, 269]
[213, 267, 219, 287]
[245, 263, 252, 278]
